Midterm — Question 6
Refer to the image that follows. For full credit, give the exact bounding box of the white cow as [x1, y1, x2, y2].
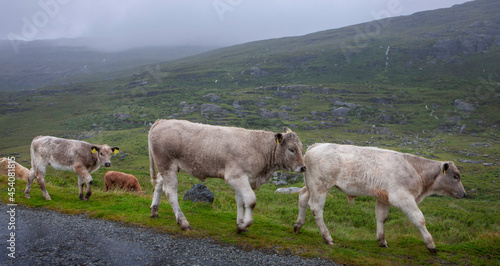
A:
[148, 119, 306, 233]
[25, 136, 119, 201]
[294, 143, 466, 253]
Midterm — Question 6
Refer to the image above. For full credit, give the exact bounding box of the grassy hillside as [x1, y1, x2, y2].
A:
[0, 0, 499, 264]
[0, 40, 217, 91]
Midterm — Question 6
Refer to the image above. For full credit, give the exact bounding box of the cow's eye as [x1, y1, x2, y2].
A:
[288, 148, 295, 153]
[100, 152, 103, 156]
[453, 175, 460, 180]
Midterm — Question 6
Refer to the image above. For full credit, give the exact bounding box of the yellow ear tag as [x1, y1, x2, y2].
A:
[91, 148, 97, 154]
[276, 139, 280, 146]
[113, 149, 119, 155]
[442, 168, 446, 175]
[286, 130, 291, 134]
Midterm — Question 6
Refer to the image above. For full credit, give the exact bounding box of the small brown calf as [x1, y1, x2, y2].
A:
[104, 171, 143, 193]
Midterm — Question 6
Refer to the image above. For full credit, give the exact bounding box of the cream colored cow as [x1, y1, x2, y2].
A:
[294, 143, 466, 253]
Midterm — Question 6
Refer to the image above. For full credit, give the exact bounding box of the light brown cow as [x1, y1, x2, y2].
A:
[294, 143, 466, 253]
[104, 171, 143, 193]
[25, 136, 119, 201]
[149, 119, 306, 233]
[0, 157, 30, 181]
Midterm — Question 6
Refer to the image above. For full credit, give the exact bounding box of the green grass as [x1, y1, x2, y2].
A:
[2, 163, 498, 265]
[1, 2, 499, 263]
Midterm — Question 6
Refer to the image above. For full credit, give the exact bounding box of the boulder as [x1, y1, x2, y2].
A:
[183, 184, 214, 203]
[275, 187, 301, 194]
[454, 99, 475, 112]
[333, 107, 350, 117]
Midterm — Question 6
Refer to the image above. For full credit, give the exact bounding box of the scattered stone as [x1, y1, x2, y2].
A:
[457, 159, 481, 164]
[275, 187, 301, 194]
[333, 107, 350, 117]
[454, 99, 475, 112]
[250, 67, 269, 78]
[272, 180, 287, 186]
[204, 94, 220, 102]
[183, 184, 214, 203]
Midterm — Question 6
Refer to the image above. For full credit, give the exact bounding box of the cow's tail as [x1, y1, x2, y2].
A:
[148, 122, 158, 188]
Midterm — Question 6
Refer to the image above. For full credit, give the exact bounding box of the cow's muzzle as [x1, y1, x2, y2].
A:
[104, 162, 111, 167]
[295, 166, 306, 173]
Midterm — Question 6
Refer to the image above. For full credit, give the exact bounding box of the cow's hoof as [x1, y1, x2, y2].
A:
[181, 226, 191, 231]
[150, 206, 159, 218]
[293, 225, 301, 234]
[326, 241, 334, 246]
[379, 243, 389, 248]
[25, 194, 31, 199]
[44, 196, 52, 201]
[428, 248, 437, 253]
[79, 194, 85, 201]
[237, 227, 249, 234]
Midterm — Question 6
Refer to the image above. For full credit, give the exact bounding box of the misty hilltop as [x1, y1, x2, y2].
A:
[140, 0, 499, 89]
[0, 41, 217, 91]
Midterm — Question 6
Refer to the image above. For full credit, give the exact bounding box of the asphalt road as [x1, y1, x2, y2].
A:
[0, 204, 337, 265]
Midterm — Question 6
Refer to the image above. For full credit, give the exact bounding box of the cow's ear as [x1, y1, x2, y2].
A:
[275, 133, 284, 146]
[91, 146, 100, 154]
[111, 147, 120, 155]
[283, 127, 293, 134]
[442, 162, 450, 175]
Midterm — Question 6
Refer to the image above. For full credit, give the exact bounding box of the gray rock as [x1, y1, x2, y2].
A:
[204, 94, 220, 102]
[113, 113, 133, 120]
[333, 107, 350, 117]
[183, 184, 214, 203]
[250, 67, 269, 78]
[275, 187, 301, 194]
[272, 180, 288, 186]
[454, 99, 475, 112]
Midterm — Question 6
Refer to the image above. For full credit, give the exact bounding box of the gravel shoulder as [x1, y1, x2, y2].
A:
[1, 204, 337, 265]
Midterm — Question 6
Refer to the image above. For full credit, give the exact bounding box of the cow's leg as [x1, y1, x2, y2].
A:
[150, 174, 164, 218]
[32, 165, 51, 200]
[234, 191, 245, 228]
[226, 176, 256, 233]
[375, 200, 390, 248]
[75, 165, 92, 201]
[294, 186, 310, 233]
[394, 197, 436, 253]
[309, 189, 333, 245]
[24, 168, 37, 199]
[78, 176, 85, 201]
[162, 170, 190, 230]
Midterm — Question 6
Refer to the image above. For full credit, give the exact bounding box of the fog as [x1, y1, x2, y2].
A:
[1, 0, 470, 51]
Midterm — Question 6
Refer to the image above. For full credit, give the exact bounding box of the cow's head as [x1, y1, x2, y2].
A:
[275, 127, 306, 173]
[91, 145, 119, 167]
[433, 161, 466, 199]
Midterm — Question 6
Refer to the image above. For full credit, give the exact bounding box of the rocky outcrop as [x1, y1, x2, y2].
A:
[200, 103, 230, 117]
[183, 184, 214, 203]
[454, 99, 476, 112]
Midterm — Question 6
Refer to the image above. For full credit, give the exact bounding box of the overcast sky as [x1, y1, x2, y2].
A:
[1, 0, 471, 51]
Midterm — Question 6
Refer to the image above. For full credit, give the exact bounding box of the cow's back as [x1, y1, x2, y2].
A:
[149, 119, 272, 179]
[305, 143, 419, 197]
[31, 136, 95, 171]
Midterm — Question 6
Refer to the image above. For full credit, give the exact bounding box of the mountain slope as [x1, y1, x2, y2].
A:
[0, 40, 217, 91]
[0, 0, 498, 151]
[146, 0, 499, 89]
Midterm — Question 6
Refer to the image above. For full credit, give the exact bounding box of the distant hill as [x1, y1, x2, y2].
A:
[0, 0, 498, 152]
[145, 0, 499, 89]
[0, 40, 217, 91]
